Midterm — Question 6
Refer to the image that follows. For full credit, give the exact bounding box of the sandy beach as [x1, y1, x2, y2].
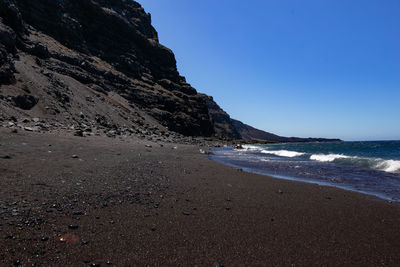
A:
[1, 128, 400, 266]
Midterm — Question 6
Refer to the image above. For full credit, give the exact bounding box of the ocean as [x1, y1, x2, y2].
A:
[211, 141, 400, 201]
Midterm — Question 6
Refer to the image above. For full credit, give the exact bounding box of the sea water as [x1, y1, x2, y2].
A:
[211, 141, 400, 201]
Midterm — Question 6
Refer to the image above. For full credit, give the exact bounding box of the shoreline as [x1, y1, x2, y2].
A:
[212, 156, 397, 203]
[1, 129, 400, 265]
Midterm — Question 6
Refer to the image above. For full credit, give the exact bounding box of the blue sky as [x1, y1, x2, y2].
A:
[139, 0, 400, 141]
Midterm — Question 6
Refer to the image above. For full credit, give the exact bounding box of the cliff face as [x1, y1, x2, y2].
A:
[0, 0, 213, 136]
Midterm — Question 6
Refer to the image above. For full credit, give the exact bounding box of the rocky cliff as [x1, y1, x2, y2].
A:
[0, 0, 213, 137]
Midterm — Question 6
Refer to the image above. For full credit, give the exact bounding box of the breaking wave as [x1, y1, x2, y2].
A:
[310, 154, 400, 173]
[375, 160, 400, 173]
[310, 154, 350, 162]
[261, 150, 305, 158]
[242, 145, 262, 151]
[237, 143, 400, 174]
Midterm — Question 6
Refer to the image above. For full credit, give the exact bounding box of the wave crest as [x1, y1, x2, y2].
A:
[241, 145, 261, 151]
[261, 150, 305, 158]
[375, 160, 400, 173]
[310, 154, 400, 174]
[310, 154, 350, 162]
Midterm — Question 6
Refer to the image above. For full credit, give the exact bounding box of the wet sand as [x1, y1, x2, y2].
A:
[1, 128, 400, 266]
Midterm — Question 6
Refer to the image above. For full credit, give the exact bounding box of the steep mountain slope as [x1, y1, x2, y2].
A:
[0, 0, 213, 136]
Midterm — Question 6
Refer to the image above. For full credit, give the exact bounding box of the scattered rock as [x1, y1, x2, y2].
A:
[24, 127, 33, 132]
[71, 155, 79, 159]
[74, 130, 84, 137]
[10, 95, 38, 110]
[58, 233, 80, 244]
[278, 189, 283, 194]
[1, 155, 11, 159]
[68, 224, 79, 229]
[83, 258, 91, 264]
[40, 236, 49, 241]
[183, 211, 191, 216]
[72, 210, 84, 215]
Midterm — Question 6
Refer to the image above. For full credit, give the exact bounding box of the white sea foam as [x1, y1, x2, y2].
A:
[242, 145, 262, 151]
[375, 160, 400, 173]
[310, 154, 350, 162]
[309, 153, 400, 174]
[261, 150, 305, 158]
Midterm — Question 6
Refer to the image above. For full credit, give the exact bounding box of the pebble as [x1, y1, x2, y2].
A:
[58, 233, 80, 244]
[278, 189, 283, 194]
[225, 207, 231, 211]
[151, 226, 156, 231]
[68, 224, 79, 229]
[106, 260, 113, 265]
[91, 263, 100, 267]
[1, 155, 12, 159]
[83, 258, 91, 263]
[6, 234, 14, 239]
[72, 210, 84, 215]
[183, 211, 191, 216]
[41, 236, 49, 241]
[71, 155, 79, 158]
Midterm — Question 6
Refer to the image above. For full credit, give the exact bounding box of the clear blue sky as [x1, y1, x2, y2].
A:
[139, 0, 400, 141]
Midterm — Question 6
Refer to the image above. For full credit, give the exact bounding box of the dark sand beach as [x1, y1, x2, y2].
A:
[1, 128, 400, 266]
